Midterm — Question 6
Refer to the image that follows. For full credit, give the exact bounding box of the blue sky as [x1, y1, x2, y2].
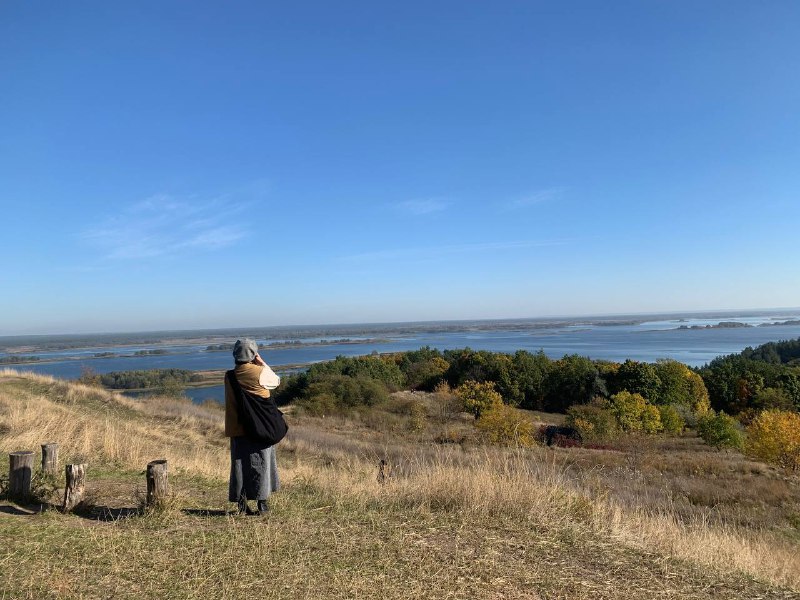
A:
[1, 2, 799, 334]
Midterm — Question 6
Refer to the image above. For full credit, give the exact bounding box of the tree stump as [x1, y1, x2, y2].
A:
[41, 443, 59, 475]
[146, 459, 168, 506]
[62, 464, 86, 512]
[9, 451, 34, 501]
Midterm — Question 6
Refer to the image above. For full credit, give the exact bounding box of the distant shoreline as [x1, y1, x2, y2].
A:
[4, 317, 800, 359]
[4, 307, 800, 348]
[0, 337, 392, 363]
[111, 366, 310, 394]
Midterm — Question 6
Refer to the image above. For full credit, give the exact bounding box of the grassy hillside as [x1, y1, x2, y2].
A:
[1, 369, 799, 599]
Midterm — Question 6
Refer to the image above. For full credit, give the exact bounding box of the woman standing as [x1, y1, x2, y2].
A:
[225, 338, 281, 515]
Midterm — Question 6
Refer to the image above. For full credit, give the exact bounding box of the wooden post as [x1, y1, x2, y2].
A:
[62, 464, 87, 512]
[41, 443, 59, 475]
[146, 459, 168, 506]
[9, 451, 35, 501]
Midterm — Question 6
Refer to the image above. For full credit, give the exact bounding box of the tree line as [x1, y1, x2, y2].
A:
[698, 338, 800, 417]
[273, 347, 711, 416]
[274, 338, 800, 419]
[94, 369, 203, 390]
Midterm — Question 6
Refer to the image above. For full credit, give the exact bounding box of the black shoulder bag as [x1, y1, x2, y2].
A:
[226, 369, 288, 446]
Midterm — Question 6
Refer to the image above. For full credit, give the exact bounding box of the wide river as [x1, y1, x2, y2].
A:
[4, 314, 800, 403]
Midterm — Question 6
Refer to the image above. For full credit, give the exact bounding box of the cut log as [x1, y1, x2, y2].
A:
[9, 451, 34, 500]
[62, 464, 86, 512]
[146, 459, 168, 506]
[41, 443, 59, 475]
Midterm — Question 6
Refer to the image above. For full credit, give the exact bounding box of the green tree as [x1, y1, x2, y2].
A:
[777, 373, 800, 409]
[654, 359, 710, 413]
[609, 359, 661, 402]
[511, 350, 551, 410]
[404, 356, 450, 391]
[735, 372, 764, 412]
[753, 387, 793, 411]
[544, 354, 606, 413]
[444, 349, 519, 403]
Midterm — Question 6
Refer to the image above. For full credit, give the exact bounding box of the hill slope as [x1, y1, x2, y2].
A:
[1, 370, 799, 600]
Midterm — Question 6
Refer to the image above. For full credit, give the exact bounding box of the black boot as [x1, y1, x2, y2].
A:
[257, 500, 269, 516]
[237, 497, 256, 516]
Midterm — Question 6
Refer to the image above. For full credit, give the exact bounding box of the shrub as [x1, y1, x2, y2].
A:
[360, 408, 406, 433]
[673, 403, 700, 429]
[433, 427, 467, 445]
[686, 370, 712, 415]
[297, 374, 389, 415]
[78, 366, 102, 387]
[610, 391, 648, 432]
[696, 410, 744, 450]
[658, 404, 685, 434]
[640, 403, 663, 434]
[407, 400, 428, 432]
[455, 380, 503, 418]
[296, 392, 338, 416]
[404, 356, 450, 390]
[475, 404, 536, 447]
[745, 409, 800, 471]
[430, 383, 464, 421]
[307, 355, 405, 390]
[386, 396, 428, 432]
[605, 391, 666, 434]
[271, 373, 307, 406]
[565, 398, 619, 441]
[753, 387, 794, 411]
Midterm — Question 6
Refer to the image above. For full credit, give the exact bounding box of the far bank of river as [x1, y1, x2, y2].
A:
[4, 315, 800, 405]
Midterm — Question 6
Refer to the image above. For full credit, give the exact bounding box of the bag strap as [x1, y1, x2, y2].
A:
[226, 369, 247, 425]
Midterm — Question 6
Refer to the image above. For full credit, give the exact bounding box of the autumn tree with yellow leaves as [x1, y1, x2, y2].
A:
[745, 409, 800, 471]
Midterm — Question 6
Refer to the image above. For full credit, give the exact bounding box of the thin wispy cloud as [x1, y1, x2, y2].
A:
[395, 198, 451, 215]
[341, 239, 569, 262]
[83, 194, 250, 260]
[507, 187, 565, 210]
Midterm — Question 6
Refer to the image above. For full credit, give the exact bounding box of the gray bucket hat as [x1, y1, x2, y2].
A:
[233, 338, 258, 363]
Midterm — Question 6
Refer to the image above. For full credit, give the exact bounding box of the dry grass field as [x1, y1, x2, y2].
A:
[1, 369, 799, 599]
